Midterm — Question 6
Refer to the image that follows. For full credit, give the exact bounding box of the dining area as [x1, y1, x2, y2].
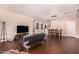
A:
[48, 29, 62, 38]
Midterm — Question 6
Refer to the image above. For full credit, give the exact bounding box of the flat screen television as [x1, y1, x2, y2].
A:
[17, 25, 29, 33]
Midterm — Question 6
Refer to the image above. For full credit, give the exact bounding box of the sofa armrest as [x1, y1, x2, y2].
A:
[23, 41, 30, 49]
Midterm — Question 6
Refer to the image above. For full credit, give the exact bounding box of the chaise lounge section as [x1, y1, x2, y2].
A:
[22, 33, 45, 52]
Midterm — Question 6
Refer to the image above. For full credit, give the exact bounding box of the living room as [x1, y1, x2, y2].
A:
[0, 4, 79, 54]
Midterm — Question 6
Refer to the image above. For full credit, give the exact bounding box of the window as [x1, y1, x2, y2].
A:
[45, 24, 47, 28]
[36, 23, 39, 29]
[41, 24, 43, 29]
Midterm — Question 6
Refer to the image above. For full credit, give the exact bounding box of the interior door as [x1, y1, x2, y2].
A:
[66, 21, 76, 37]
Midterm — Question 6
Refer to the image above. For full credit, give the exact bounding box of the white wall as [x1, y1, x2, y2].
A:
[0, 9, 33, 41]
[76, 19, 79, 38]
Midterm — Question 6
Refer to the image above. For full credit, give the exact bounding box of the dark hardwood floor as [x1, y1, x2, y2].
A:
[0, 36, 79, 54]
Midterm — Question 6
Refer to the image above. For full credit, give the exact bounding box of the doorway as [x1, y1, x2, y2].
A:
[66, 21, 76, 37]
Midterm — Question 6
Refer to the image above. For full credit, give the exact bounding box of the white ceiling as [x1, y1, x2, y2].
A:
[0, 4, 78, 21]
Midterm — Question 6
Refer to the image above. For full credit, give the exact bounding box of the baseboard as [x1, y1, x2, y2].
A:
[62, 35, 79, 38]
[74, 36, 79, 38]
